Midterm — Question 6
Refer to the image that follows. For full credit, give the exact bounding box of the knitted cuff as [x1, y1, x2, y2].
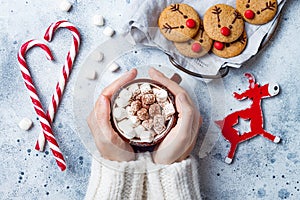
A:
[146, 155, 201, 200]
[85, 152, 146, 200]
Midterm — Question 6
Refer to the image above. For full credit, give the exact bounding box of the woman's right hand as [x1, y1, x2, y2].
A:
[148, 67, 202, 165]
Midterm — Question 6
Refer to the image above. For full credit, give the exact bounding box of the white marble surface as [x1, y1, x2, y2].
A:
[0, 0, 299, 199]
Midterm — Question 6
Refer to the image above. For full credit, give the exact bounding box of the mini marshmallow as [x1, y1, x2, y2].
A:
[93, 15, 104, 26]
[118, 119, 132, 131]
[123, 129, 136, 140]
[152, 88, 160, 95]
[59, 0, 72, 12]
[156, 89, 168, 102]
[85, 70, 97, 80]
[113, 107, 127, 121]
[140, 83, 152, 94]
[92, 51, 104, 62]
[126, 106, 134, 116]
[119, 89, 132, 102]
[128, 115, 141, 127]
[118, 120, 136, 139]
[163, 103, 176, 120]
[128, 84, 140, 96]
[153, 114, 166, 134]
[103, 26, 115, 37]
[18, 118, 33, 131]
[134, 125, 146, 138]
[139, 131, 154, 143]
[108, 62, 120, 72]
[115, 97, 130, 108]
[142, 119, 153, 130]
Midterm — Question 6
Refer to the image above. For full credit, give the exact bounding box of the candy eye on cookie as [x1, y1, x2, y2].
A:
[236, 0, 278, 24]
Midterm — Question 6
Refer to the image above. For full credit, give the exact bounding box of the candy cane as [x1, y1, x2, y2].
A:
[18, 39, 67, 171]
[35, 20, 81, 151]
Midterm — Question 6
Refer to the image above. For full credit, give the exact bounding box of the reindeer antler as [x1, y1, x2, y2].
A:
[212, 6, 222, 22]
[162, 23, 179, 33]
[245, 73, 256, 88]
[199, 21, 204, 38]
[261, 1, 276, 12]
[232, 11, 242, 24]
[237, 34, 247, 44]
[170, 4, 184, 15]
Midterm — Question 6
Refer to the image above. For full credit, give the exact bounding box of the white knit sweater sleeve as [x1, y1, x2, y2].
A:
[145, 155, 201, 200]
[84, 153, 145, 200]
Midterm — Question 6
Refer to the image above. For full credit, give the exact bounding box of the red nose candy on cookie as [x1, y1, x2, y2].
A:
[221, 27, 231, 36]
[186, 19, 196, 28]
[214, 41, 224, 50]
[191, 43, 202, 53]
[244, 10, 255, 19]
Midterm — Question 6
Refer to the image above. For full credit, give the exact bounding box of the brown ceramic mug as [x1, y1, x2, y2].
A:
[110, 73, 181, 147]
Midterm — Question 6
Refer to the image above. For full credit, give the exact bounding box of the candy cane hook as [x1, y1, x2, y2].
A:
[35, 20, 81, 151]
[18, 39, 67, 171]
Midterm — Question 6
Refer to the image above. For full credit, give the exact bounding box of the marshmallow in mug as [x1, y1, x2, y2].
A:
[112, 81, 176, 143]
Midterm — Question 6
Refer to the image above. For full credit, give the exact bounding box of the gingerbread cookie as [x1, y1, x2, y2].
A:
[174, 21, 213, 58]
[203, 4, 244, 43]
[158, 4, 201, 42]
[236, 0, 278, 25]
[212, 30, 248, 58]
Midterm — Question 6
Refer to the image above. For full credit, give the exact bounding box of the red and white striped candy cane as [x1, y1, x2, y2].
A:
[18, 39, 67, 171]
[35, 20, 81, 151]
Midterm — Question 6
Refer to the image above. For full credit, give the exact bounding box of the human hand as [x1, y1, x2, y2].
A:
[148, 68, 202, 165]
[87, 69, 137, 162]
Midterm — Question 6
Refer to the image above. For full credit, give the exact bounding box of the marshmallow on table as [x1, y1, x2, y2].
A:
[113, 107, 127, 121]
[18, 118, 33, 130]
[59, 0, 72, 12]
[93, 15, 104, 26]
[103, 26, 115, 37]
[108, 62, 120, 72]
[85, 70, 97, 80]
[91, 51, 104, 62]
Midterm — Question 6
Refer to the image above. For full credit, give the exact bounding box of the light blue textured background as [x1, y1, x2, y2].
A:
[0, 0, 299, 199]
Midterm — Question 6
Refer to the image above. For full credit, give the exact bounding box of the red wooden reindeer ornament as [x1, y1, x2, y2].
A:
[215, 73, 281, 164]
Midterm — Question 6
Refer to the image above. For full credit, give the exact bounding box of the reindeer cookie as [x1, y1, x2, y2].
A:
[236, 0, 278, 25]
[158, 4, 201, 42]
[203, 4, 244, 43]
[174, 21, 213, 58]
[212, 30, 248, 58]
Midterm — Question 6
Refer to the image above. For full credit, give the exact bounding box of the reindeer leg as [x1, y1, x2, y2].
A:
[225, 143, 238, 164]
[261, 130, 281, 143]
